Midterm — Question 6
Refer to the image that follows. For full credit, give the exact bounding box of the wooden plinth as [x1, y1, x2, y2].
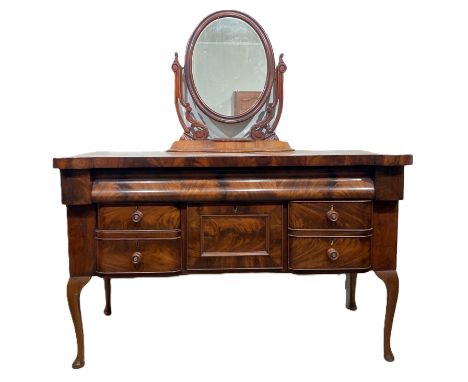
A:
[168, 139, 294, 153]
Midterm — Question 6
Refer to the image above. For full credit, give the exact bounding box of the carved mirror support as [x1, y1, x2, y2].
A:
[169, 10, 291, 152]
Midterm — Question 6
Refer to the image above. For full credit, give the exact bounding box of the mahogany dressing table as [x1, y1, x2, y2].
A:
[54, 11, 413, 368]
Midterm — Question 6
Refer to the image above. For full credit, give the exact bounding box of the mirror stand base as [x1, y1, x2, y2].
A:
[167, 139, 294, 153]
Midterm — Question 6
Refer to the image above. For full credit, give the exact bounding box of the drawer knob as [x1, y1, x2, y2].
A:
[131, 252, 142, 265]
[131, 210, 143, 223]
[327, 209, 339, 222]
[327, 248, 339, 261]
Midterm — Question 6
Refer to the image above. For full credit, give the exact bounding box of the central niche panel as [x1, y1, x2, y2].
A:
[187, 203, 283, 270]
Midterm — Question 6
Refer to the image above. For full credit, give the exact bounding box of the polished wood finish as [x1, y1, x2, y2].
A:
[67, 276, 91, 369]
[371, 201, 399, 270]
[375, 270, 399, 362]
[92, 176, 374, 203]
[172, 53, 209, 140]
[375, 166, 404, 200]
[60, 170, 92, 205]
[54, 151, 411, 367]
[104, 277, 111, 316]
[345, 273, 357, 310]
[53, 151, 413, 170]
[250, 53, 287, 140]
[99, 205, 180, 230]
[187, 203, 282, 270]
[289, 201, 372, 230]
[67, 206, 96, 277]
[167, 139, 293, 152]
[289, 237, 370, 270]
[234, 91, 262, 115]
[97, 237, 181, 275]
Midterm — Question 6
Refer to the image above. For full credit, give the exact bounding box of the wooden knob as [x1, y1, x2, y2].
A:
[131, 252, 142, 265]
[327, 209, 339, 222]
[131, 210, 143, 223]
[327, 248, 339, 261]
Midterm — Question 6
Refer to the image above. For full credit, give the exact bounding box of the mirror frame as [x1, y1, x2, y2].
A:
[184, 10, 275, 124]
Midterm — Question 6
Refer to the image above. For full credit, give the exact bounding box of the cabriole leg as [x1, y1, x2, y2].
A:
[67, 276, 91, 369]
[104, 277, 112, 316]
[345, 273, 357, 310]
[375, 270, 399, 362]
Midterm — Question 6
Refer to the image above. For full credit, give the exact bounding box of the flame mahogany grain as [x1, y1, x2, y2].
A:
[55, 151, 412, 367]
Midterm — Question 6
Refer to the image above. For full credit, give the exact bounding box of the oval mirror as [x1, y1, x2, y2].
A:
[185, 11, 275, 123]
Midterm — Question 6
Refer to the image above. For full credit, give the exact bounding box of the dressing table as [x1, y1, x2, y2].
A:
[54, 10, 412, 368]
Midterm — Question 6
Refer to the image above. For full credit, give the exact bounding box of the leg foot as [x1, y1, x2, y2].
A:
[67, 276, 91, 369]
[375, 270, 399, 362]
[104, 277, 112, 316]
[345, 273, 357, 310]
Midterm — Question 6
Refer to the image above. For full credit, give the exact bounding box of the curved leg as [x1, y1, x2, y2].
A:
[67, 276, 91, 369]
[375, 270, 399, 362]
[345, 273, 357, 310]
[104, 277, 112, 316]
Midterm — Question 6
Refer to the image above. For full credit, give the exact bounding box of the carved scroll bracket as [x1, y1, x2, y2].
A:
[250, 54, 287, 140]
[172, 53, 209, 140]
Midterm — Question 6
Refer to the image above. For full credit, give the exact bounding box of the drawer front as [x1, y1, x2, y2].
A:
[187, 203, 283, 270]
[289, 237, 370, 270]
[289, 201, 372, 230]
[99, 204, 180, 230]
[97, 238, 181, 274]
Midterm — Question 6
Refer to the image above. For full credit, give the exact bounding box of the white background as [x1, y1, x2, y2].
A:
[1, 0, 467, 380]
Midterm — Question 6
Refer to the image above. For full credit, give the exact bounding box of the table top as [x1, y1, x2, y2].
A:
[53, 150, 413, 169]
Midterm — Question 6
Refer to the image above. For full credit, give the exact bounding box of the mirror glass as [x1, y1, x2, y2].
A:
[192, 17, 267, 117]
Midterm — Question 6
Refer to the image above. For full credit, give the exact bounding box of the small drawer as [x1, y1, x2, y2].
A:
[289, 201, 372, 230]
[97, 238, 181, 274]
[289, 237, 370, 270]
[99, 205, 180, 230]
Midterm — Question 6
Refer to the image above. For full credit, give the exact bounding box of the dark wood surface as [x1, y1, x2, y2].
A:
[233, 91, 262, 115]
[375, 270, 399, 361]
[289, 237, 371, 270]
[97, 237, 181, 275]
[53, 150, 413, 169]
[67, 276, 91, 369]
[187, 203, 283, 270]
[345, 273, 357, 310]
[289, 201, 372, 230]
[56, 151, 411, 367]
[98, 205, 180, 230]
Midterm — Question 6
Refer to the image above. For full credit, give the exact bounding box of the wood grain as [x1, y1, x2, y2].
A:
[375, 166, 405, 200]
[60, 170, 92, 205]
[371, 201, 398, 270]
[187, 204, 282, 270]
[67, 205, 96, 276]
[202, 215, 268, 254]
[92, 177, 375, 203]
[97, 238, 181, 275]
[98, 204, 180, 230]
[289, 237, 371, 270]
[289, 201, 372, 230]
[53, 151, 413, 169]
